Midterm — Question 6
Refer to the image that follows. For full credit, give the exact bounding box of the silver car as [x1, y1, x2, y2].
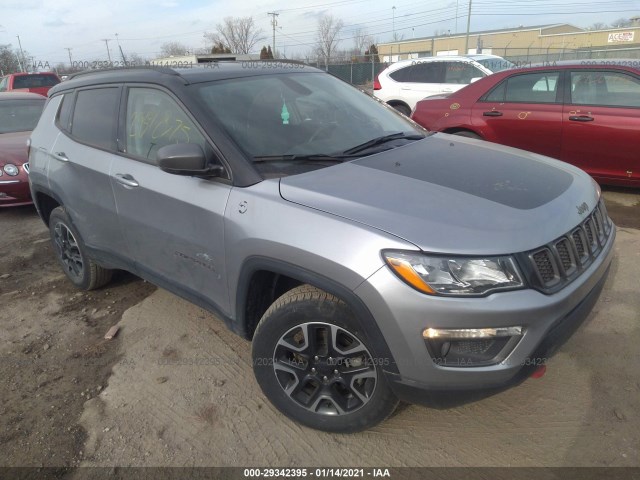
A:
[28, 64, 614, 432]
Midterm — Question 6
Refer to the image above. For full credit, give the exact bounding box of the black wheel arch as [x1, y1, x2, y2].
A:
[31, 186, 64, 227]
[386, 100, 411, 115]
[235, 256, 400, 375]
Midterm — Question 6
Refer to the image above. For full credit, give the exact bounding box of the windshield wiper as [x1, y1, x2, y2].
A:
[342, 132, 425, 155]
[253, 153, 360, 163]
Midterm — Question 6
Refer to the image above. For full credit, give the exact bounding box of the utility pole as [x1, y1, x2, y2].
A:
[392, 5, 396, 60]
[65, 48, 73, 67]
[267, 12, 279, 58]
[115, 33, 127, 64]
[464, 0, 472, 55]
[102, 38, 112, 63]
[16, 35, 26, 72]
[392, 6, 396, 40]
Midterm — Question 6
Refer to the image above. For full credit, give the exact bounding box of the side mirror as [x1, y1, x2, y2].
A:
[156, 143, 225, 177]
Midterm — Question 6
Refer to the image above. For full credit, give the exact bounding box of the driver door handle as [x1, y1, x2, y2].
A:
[569, 115, 594, 122]
[114, 173, 139, 188]
[483, 111, 503, 117]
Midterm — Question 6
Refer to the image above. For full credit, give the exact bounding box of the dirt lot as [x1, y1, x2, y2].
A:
[0, 187, 639, 473]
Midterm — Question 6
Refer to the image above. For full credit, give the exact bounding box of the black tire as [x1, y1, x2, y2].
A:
[49, 207, 113, 290]
[252, 285, 399, 433]
[391, 103, 411, 116]
[452, 130, 482, 140]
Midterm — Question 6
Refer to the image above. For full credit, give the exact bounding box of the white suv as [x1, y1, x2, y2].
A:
[374, 55, 512, 115]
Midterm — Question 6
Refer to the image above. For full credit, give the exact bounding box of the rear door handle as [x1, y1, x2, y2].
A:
[569, 115, 594, 122]
[53, 151, 69, 162]
[114, 173, 139, 188]
[483, 111, 503, 117]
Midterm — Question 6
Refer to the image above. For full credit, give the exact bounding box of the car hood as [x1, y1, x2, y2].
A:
[0, 131, 30, 165]
[279, 134, 600, 255]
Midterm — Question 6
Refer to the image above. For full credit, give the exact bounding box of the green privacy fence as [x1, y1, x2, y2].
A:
[305, 62, 389, 89]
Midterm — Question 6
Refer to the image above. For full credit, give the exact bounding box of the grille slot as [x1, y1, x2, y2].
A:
[532, 249, 558, 284]
[555, 238, 575, 273]
[526, 200, 611, 292]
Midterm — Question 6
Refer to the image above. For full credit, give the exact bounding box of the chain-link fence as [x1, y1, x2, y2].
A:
[498, 45, 640, 65]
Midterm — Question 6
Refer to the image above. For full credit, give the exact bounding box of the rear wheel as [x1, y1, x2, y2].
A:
[452, 130, 482, 140]
[252, 285, 398, 433]
[390, 103, 411, 116]
[49, 207, 113, 290]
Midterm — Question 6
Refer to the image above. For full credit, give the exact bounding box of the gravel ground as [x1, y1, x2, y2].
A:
[0, 187, 638, 473]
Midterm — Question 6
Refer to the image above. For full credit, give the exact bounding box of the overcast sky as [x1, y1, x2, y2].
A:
[1, 0, 638, 65]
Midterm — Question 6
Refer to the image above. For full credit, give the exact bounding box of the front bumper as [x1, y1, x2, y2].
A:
[0, 172, 32, 207]
[354, 225, 615, 401]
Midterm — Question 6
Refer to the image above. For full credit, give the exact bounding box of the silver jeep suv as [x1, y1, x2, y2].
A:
[28, 64, 615, 432]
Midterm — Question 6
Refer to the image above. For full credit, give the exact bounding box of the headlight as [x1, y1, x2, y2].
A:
[3, 164, 19, 176]
[383, 250, 524, 296]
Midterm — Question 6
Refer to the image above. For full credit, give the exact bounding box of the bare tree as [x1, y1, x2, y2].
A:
[160, 41, 189, 57]
[205, 16, 265, 55]
[0, 44, 24, 75]
[588, 22, 608, 30]
[127, 52, 150, 66]
[316, 14, 344, 70]
[353, 28, 372, 55]
[611, 17, 633, 28]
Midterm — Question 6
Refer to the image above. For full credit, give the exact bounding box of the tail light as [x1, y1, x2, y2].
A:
[373, 75, 382, 91]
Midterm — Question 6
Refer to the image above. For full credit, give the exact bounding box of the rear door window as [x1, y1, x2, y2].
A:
[443, 62, 486, 84]
[70, 87, 120, 150]
[570, 71, 640, 107]
[389, 62, 444, 83]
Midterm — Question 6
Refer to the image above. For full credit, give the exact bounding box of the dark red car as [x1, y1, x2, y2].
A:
[0, 92, 45, 207]
[0, 72, 61, 97]
[411, 62, 640, 187]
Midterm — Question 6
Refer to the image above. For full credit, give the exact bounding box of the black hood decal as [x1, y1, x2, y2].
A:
[354, 135, 573, 210]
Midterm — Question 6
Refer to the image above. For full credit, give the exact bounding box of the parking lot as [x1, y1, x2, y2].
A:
[0, 187, 638, 470]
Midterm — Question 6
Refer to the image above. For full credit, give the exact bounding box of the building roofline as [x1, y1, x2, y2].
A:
[378, 23, 581, 46]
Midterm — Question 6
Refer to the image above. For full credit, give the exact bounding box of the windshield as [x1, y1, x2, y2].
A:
[13, 74, 60, 89]
[196, 72, 425, 169]
[475, 57, 516, 72]
[0, 99, 45, 133]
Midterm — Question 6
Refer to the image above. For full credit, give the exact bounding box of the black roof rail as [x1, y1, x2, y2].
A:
[67, 65, 179, 81]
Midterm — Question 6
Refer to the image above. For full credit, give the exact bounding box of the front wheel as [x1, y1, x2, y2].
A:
[252, 285, 398, 433]
[452, 130, 482, 140]
[49, 207, 113, 290]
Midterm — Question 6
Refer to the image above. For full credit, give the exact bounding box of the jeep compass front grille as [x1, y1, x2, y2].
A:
[524, 200, 612, 293]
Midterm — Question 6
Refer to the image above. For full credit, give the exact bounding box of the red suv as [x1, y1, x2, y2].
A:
[0, 72, 61, 97]
[411, 61, 640, 187]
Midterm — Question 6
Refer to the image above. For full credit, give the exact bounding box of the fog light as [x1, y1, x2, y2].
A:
[424, 327, 523, 367]
[423, 327, 523, 339]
